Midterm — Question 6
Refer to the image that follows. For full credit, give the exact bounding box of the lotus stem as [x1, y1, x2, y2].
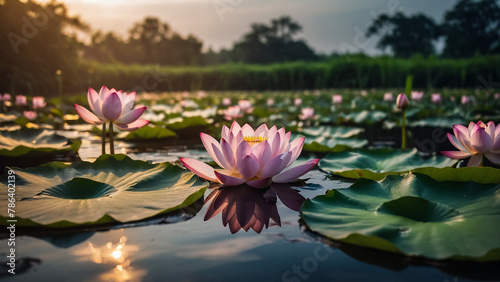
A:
[109, 121, 115, 154]
[102, 122, 106, 155]
[402, 109, 406, 150]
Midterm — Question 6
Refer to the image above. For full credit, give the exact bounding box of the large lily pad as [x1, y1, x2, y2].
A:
[0, 129, 80, 156]
[319, 148, 456, 180]
[301, 173, 500, 261]
[0, 154, 207, 228]
[0, 129, 81, 169]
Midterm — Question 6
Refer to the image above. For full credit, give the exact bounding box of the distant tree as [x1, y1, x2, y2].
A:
[127, 17, 202, 65]
[232, 16, 317, 64]
[0, 0, 87, 95]
[367, 12, 441, 58]
[84, 31, 132, 63]
[128, 17, 170, 64]
[441, 0, 500, 58]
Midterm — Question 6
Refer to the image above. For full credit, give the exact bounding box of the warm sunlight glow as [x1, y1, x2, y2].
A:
[112, 250, 122, 259]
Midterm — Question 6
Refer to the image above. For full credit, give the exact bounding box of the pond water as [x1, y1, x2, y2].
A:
[2, 133, 499, 282]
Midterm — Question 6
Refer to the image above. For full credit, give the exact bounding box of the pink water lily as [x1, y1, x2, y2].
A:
[180, 122, 319, 188]
[74, 86, 149, 131]
[332, 95, 342, 104]
[223, 105, 243, 121]
[383, 92, 394, 102]
[16, 95, 27, 106]
[23, 111, 36, 120]
[396, 93, 409, 109]
[441, 121, 500, 166]
[411, 91, 423, 101]
[431, 93, 442, 103]
[32, 96, 46, 109]
[299, 107, 315, 120]
[0, 93, 11, 102]
[238, 100, 253, 113]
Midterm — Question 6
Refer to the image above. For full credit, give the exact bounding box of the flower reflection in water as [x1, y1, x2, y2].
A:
[204, 183, 306, 234]
[74, 235, 146, 281]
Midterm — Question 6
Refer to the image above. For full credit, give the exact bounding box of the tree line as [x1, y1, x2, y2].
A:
[0, 0, 499, 95]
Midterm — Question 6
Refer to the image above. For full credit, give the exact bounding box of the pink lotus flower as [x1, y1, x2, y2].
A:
[32, 96, 46, 109]
[494, 93, 500, 100]
[238, 100, 253, 113]
[16, 95, 27, 106]
[383, 92, 394, 102]
[294, 98, 302, 106]
[332, 95, 342, 104]
[461, 95, 470, 105]
[396, 93, 409, 109]
[222, 97, 231, 106]
[180, 122, 319, 188]
[411, 91, 424, 101]
[431, 93, 442, 103]
[23, 111, 36, 120]
[441, 121, 500, 167]
[266, 98, 274, 106]
[197, 91, 207, 98]
[223, 106, 243, 121]
[0, 93, 11, 101]
[74, 86, 149, 131]
[299, 107, 315, 120]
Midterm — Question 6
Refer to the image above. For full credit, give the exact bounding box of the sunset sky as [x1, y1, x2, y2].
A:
[38, 0, 457, 54]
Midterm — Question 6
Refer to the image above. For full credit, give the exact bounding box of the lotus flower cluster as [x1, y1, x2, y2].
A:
[441, 121, 500, 166]
[74, 86, 149, 131]
[180, 122, 319, 188]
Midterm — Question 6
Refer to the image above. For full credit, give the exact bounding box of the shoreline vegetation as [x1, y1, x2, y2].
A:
[72, 55, 500, 94]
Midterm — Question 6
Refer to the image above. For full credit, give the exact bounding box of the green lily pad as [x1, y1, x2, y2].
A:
[120, 125, 177, 140]
[0, 129, 81, 168]
[341, 110, 387, 124]
[301, 173, 500, 261]
[294, 126, 364, 139]
[0, 154, 207, 228]
[166, 116, 210, 131]
[319, 148, 456, 180]
[291, 126, 367, 153]
[410, 117, 467, 128]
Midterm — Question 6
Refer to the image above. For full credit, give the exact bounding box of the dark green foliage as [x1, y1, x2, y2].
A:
[76, 55, 500, 92]
[442, 0, 500, 58]
[367, 12, 441, 58]
[0, 0, 87, 96]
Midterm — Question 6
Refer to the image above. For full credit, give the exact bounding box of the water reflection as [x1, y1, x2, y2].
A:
[204, 183, 306, 233]
[73, 235, 147, 281]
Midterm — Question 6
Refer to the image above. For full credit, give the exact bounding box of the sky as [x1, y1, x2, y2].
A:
[38, 0, 458, 54]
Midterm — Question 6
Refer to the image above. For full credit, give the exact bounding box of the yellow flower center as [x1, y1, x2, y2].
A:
[244, 136, 267, 144]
